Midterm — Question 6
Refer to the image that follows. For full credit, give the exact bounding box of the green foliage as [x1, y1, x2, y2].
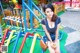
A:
[33, 0, 39, 5]
[1, 2, 8, 9]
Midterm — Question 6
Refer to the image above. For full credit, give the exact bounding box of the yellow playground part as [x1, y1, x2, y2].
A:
[30, 33, 40, 53]
[3, 30, 16, 53]
[53, 2, 65, 15]
[5, 30, 16, 46]
[12, 0, 17, 4]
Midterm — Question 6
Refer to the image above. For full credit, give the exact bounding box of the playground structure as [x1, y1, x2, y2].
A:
[0, 24, 3, 38]
[53, 2, 65, 15]
[1, 0, 65, 29]
[0, 0, 68, 53]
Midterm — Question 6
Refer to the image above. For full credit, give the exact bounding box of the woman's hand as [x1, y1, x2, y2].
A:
[50, 41, 56, 49]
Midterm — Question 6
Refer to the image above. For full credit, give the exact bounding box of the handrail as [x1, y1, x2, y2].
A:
[29, 33, 41, 53]
[12, 31, 21, 53]
[18, 32, 34, 53]
[22, 0, 45, 32]
[3, 30, 16, 53]
[0, 1, 5, 17]
[24, 2, 41, 23]
[22, 0, 28, 32]
[31, 1, 46, 18]
[5, 30, 16, 46]
[1, 29, 9, 45]
[0, 24, 3, 38]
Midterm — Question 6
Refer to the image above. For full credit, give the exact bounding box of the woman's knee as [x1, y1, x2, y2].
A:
[50, 50, 55, 53]
[47, 41, 55, 53]
[55, 49, 60, 53]
[48, 47, 55, 53]
[55, 51, 60, 53]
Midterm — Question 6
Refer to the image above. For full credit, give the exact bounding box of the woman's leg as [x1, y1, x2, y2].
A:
[55, 40, 60, 53]
[47, 41, 55, 53]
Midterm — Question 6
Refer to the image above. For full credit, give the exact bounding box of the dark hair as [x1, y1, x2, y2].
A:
[43, 4, 57, 22]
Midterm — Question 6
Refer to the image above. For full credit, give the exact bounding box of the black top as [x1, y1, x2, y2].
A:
[41, 17, 61, 35]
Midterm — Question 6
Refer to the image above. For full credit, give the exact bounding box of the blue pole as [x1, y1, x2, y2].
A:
[23, 2, 41, 23]
[12, 31, 21, 53]
[28, 0, 33, 28]
[0, 1, 5, 17]
[31, 1, 46, 18]
[0, 24, 3, 38]
[22, 0, 28, 32]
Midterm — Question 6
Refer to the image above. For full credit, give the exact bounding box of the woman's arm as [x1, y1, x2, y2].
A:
[55, 23, 60, 40]
[42, 24, 52, 42]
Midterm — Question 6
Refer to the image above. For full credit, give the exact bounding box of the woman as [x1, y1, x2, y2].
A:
[41, 4, 61, 53]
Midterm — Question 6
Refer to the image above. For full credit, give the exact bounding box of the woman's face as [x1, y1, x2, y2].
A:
[45, 8, 54, 19]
